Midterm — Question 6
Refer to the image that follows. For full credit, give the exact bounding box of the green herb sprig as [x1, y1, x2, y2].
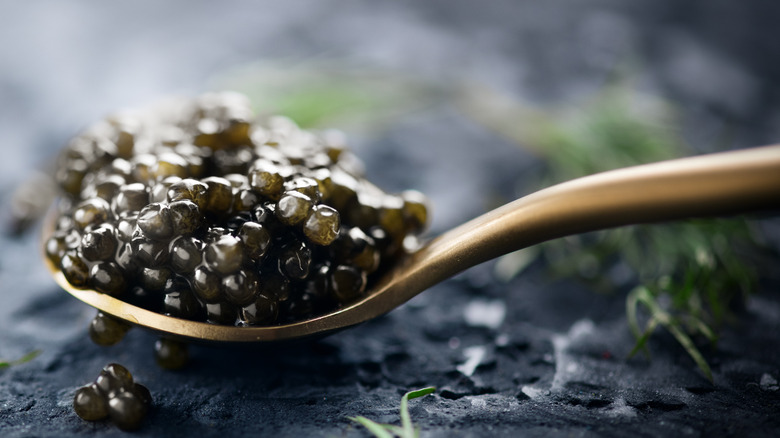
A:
[0, 350, 41, 369]
[350, 387, 436, 438]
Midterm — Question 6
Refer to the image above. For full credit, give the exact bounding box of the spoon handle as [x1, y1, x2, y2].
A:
[405, 145, 780, 291]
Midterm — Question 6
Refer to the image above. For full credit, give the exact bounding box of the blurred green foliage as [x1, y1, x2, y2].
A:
[463, 83, 765, 381]
[213, 61, 439, 131]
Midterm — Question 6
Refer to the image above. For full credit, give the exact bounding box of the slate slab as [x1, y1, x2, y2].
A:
[1, 1, 779, 437]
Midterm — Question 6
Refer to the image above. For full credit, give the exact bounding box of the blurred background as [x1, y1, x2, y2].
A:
[1, 1, 779, 436]
[2, 0, 779, 230]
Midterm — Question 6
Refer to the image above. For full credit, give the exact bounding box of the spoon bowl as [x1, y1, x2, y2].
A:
[44, 145, 780, 343]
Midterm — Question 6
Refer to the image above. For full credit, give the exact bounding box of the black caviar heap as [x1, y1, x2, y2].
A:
[45, 92, 429, 329]
[73, 363, 152, 431]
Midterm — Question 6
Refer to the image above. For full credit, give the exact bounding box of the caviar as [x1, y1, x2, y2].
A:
[89, 311, 131, 346]
[73, 363, 152, 431]
[154, 338, 189, 370]
[47, 92, 429, 331]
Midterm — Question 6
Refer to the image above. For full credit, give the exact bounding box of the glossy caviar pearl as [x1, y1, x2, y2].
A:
[240, 293, 278, 325]
[163, 288, 202, 320]
[238, 221, 271, 261]
[115, 215, 137, 242]
[108, 390, 147, 431]
[168, 200, 202, 236]
[202, 176, 234, 214]
[336, 227, 380, 273]
[95, 363, 134, 397]
[169, 236, 203, 273]
[167, 178, 209, 210]
[112, 183, 149, 215]
[73, 198, 111, 230]
[81, 224, 118, 261]
[114, 242, 138, 272]
[45, 235, 68, 266]
[303, 204, 340, 246]
[205, 235, 244, 274]
[278, 240, 312, 280]
[131, 235, 169, 267]
[191, 266, 222, 302]
[276, 191, 313, 226]
[89, 311, 131, 346]
[154, 338, 189, 370]
[252, 203, 283, 234]
[140, 267, 172, 292]
[285, 176, 321, 201]
[137, 203, 173, 240]
[224, 173, 249, 189]
[222, 269, 259, 306]
[248, 162, 284, 200]
[73, 383, 108, 421]
[330, 265, 367, 302]
[90, 262, 126, 296]
[352, 242, 380, 274]
[60, 252, 90, 288]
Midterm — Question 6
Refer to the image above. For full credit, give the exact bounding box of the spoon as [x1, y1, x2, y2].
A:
[44, 145, 780, 343]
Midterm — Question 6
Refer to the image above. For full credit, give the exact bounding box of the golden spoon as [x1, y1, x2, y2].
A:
[44, 145, 780, 343]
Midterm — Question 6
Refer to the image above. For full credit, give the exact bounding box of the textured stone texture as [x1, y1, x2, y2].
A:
[1, 1, 780, 437]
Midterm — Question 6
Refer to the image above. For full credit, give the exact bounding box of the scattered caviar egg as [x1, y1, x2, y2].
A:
[109, 390, 148, 431]
[89, 311, 131, 346]
[154, 338, 189, 370]
[73, 363, 152, 430]
[95, 363, 134, 396]
[48, 92, 429, 333]
[73, 383, 108, 421]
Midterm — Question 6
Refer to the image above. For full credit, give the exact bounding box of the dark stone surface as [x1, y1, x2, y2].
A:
[1, 1, 779, 437]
